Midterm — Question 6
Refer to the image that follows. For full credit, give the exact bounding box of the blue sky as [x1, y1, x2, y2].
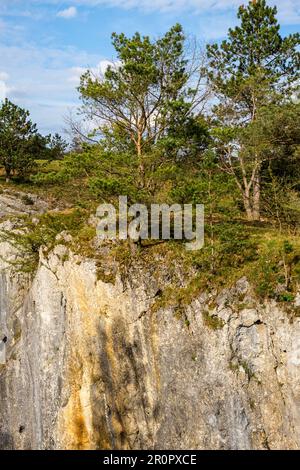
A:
[0, 1, 299, 136]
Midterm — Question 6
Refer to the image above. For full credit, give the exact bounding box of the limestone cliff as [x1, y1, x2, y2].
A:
[1, 192, 300, 450]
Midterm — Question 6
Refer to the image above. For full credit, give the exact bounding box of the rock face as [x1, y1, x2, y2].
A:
[0, 189, 48, 218]
[1, 196, 300, 450]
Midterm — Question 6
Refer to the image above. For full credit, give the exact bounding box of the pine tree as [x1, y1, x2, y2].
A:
[79, 24, 208, 190]
[206, 0, 300, 220]
[0, 99, 38, 181]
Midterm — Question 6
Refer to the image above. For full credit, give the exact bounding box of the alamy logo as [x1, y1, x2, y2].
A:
[96, 196, 204, 251]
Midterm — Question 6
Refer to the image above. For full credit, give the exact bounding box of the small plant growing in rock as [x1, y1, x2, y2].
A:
[202, 310, 225, 330]
[21, 194, 34, 206]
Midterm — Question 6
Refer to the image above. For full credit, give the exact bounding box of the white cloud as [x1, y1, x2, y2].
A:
[0, 82, 8, 101]
[2, 0, 293, 26]
[97, 59, 116, 75]
[0, 42, 100, 134]
[1, 1, 300, 25]
[57, 6, 78, 19]
[53, 0, 300, 24]
[0, 72, 9, 81]
[0, 0, 299, 133]
[68, 60, 118, 84]
[276, 0, 300, 24]
[198, 14, 236, 40]
[68, 66, 86, 84]
[0, 18, 7, 34]
[0, 72, 10, 101]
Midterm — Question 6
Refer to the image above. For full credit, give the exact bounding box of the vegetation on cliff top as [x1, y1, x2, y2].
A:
[0, 1, 300, 304]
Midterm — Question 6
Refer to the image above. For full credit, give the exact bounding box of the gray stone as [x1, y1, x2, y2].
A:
[1, 193, 300, 450]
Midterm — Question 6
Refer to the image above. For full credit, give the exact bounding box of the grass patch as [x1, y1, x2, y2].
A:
[202, 310, 225, 330]
[0, 209, 88, 274]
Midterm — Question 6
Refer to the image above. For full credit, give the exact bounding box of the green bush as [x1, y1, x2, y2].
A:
[0, 209, 87, 274]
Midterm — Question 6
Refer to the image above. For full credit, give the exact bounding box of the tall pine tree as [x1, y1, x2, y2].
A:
[0, 99, 38, 181]
[206, 0, 300, 220]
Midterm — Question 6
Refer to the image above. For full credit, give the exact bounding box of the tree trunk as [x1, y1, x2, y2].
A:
[243, 187, 254, 221]
[136, 131, 145, 188]
[242, 174, 261, 222]
[252, 174, 260, 221]
[5, 168, 11, 183]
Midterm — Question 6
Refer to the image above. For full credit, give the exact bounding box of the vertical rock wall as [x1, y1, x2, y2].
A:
[1, 241, 300, 450]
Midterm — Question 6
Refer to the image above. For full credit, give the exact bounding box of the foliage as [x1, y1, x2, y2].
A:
[0, 210, 87, 273]
[0, 99, 39, 180]
[249, 238, 300, 299]
[46, 133, 68, 160]
[202, 310, 225, 330]
[0, 99, 67, 181]
[2, 3, 300, 311]
[206, 0, 300, 221]
[79, 24, 209, 190]
[207, 1, 299, 109]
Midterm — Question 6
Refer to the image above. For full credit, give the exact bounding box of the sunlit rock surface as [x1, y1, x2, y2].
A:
[1, 194, 300, 450]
